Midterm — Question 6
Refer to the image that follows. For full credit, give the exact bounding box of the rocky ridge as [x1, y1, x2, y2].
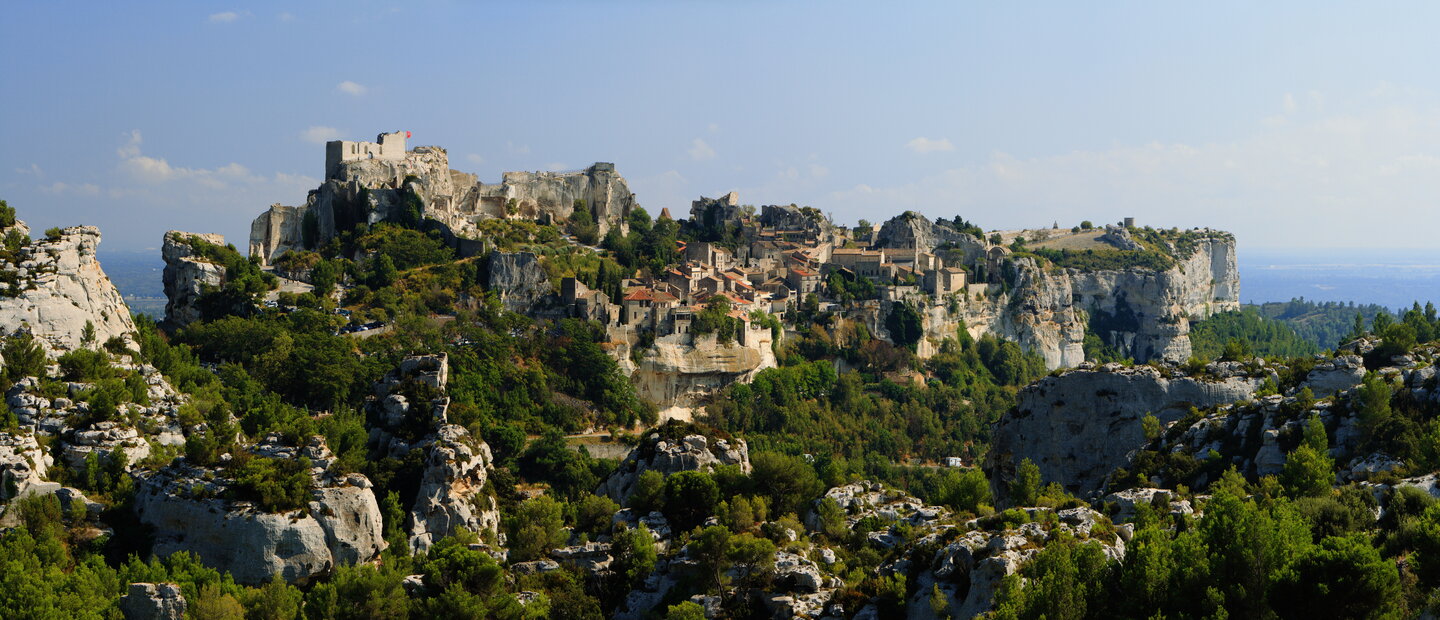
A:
[249, 142, 637, 265]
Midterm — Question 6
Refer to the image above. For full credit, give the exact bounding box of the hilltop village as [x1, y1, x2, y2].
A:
[243, 131, 1240, 418]
[16, 132, 1440, 619]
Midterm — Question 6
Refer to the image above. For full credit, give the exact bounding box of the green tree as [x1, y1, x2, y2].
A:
[505, 496, 568, 562]
[630, 469, 665, 513]
[1269, 535, 1400, 619]
[665, 601, 706, 620]
[1281, 415, 1335, 498]
[1011, 458, 1042, 507]
[610, 523, 657, 591]
[815, 497, 847, 539]
[663, 470, 719, 530]
[885, 300, 924, 350]
[1, 332, 48, 383]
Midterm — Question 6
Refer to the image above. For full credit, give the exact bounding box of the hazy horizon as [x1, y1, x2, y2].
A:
[6, 2, 1440, 252]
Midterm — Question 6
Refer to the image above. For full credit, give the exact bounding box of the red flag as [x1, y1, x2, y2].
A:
[405, 131, 412, 139]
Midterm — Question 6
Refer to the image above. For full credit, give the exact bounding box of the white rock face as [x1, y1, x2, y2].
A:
[630, 332, 777, 412]
[407, 424, 502, 554]
[872, 213, 1238, 368]
[134, 458, 385, 585]
[0, 222, 135, 353]
[61, 421, 151, 469]
[595, 432, 750, 504]
[161, 231, 227, 328]
[987, 364, 1261, 503]
[1305, 355, 1366, 396]
[0, 431, 55, 501]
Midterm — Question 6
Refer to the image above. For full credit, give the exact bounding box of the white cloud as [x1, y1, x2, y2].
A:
[465, 154, 485, 165]
[687, 138, 716, 161]
[708, 123, 721, 133]
[545, 162, 568, 172]
[905, 137, 955, 154]
[827, 103, 1440, 248]
[15, 164, 42, 177]
[208, 11, 239, 23]
[506, 141, 530, 155]
[278, 12, 295, 21]
[39, 182, 100, 196]
[336, 81, 366, 96]
[300, 126, 344, 144]
[809, 164, 830, 178]
[117, 129, 142, 158]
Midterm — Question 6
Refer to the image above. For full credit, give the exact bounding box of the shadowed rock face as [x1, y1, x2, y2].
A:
[986, 364, 1262, 504]
[161, 231, 226, 329]
[0, 220, 135, 353]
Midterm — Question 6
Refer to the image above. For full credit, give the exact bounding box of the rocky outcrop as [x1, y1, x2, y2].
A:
[366, 355, 502, 553]
[0, 221, 135, 353]
[249, 136, 637, 265]
[161, 231, 226, 328]
[133, 438, 385, 585]
[487, 252, 552, 313]
[119, 583, 186, 620]
[595, 431, 750, 504]
[987, 363, 1264, 503]
[874, 211, 981, 255]
[0, 430, 55, 502]
[407, 424, 502, 553]
[1305, 354, 1366, 396]
[630, 331, 777, 416]
[61, 421, 152, 469]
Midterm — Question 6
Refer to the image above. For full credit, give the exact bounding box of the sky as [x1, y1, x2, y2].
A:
[4, 1, 1440, 252]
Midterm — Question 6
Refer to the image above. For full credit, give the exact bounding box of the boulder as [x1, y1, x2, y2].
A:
[62, 421, 151, 469]
[595, 432, 750, 504]
[0, 431, 53, 501]
[1305, 355, 1366, 396]
[134, 453, 385, 585]
[119, 583, 186, 620]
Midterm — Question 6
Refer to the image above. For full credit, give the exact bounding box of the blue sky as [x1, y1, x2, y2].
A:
[4, 1, 1440, 251]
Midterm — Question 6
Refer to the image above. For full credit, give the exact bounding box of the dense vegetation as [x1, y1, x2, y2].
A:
[1252, 297, 1403, 349]
[1188, 307, 1319, 361]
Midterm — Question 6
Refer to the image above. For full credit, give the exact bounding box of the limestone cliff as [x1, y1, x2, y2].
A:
[0, 220, 135, 353]
[161, 231, 226, 328]
[249, 138, 637, 265]
[871, 212, 1239, 368]
[487, 252, 553, 314]
[986, 362, 1265, 504]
